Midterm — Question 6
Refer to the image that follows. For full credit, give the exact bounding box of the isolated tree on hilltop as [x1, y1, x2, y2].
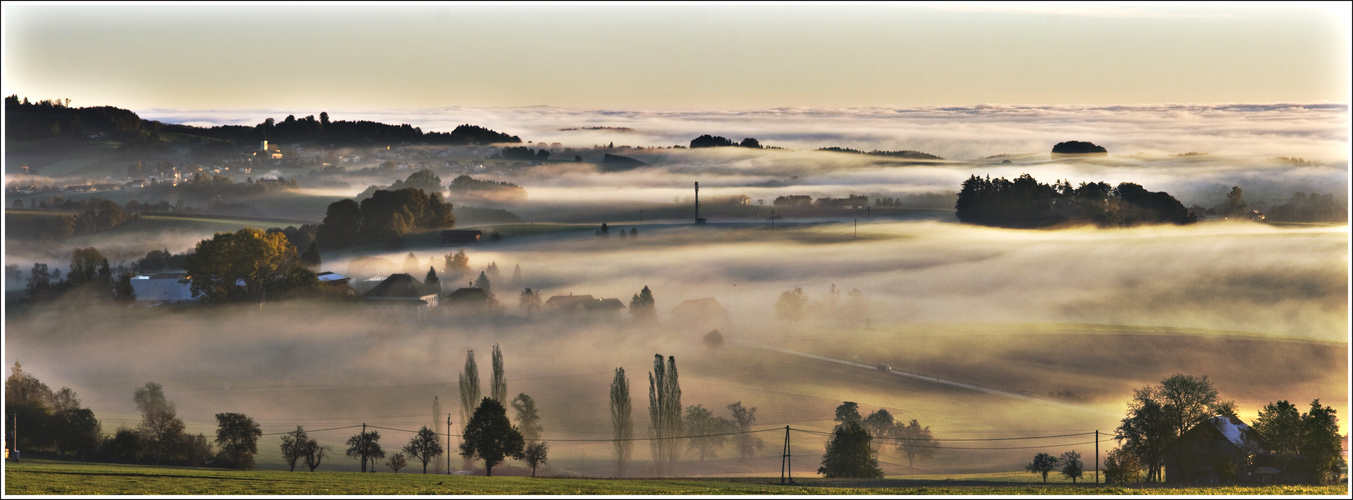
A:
[629, 286, 657, 324]
[459, 397, 525, 476]
[610, 367, 634, 477]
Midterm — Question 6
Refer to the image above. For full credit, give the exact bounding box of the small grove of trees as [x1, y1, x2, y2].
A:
[1102, 447, 1144, 484]
[629, 286, 656, 324]
[183, 227, 318, 303]
[956, 174, 1194, 228]
[459, 397, 526, 476]
[4, 363, 103, 460]
[1251, 399, 1347, 484]
[774, 284, 867, 325]
[314, 187, 455, 251]
[23, 247, 136, 304]
[819, 407, 883, 479]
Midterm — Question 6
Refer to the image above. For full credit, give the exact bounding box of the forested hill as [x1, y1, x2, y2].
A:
[4, 95, 522, 148]
[956, 174, 1195, 228]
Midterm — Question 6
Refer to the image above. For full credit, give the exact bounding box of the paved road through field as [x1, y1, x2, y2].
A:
[732, 338, 1120, 417]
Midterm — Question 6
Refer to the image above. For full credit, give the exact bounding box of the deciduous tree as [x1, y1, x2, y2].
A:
[523, 441, 549, 477]
[1060, 450, 1083, 483]
[895, 419, 939, 468]
[629, 286, 656, 323]
[647, 354, 682, 476]
[386, 452, 408, 473]
[818, 420, 882, 478]
[214, 412, 262, 469]
[459, 397, 525, 476]
[727, 401, 764, 458]
[1026, 452, 1059, 483]
[403, 426, 444, 474]
[345, 430, 384, 473]
[610, 367, 633, 477]
[510, 393, 542, 442]
[490, 344, 507, 404]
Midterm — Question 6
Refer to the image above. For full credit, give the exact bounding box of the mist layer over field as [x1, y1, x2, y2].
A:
[5, 219, 1347, 475]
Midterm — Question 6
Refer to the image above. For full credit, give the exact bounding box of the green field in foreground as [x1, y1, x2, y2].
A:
[3, 460, 1347, 495]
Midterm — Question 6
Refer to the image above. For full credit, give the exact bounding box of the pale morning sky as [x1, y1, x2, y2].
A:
[2, 1, 1349, 112]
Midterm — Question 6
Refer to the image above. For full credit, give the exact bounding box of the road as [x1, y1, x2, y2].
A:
[731, 338, 1120, 417]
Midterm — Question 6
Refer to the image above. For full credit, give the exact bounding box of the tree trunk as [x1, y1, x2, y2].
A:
[486, 464, 493, 476]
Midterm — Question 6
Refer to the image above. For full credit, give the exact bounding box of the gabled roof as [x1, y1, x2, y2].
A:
[670, 297, 729, 317]
[364, 273, 433, 299]
[446, 287, 494, 303]
[1175, 415, 1264, 454]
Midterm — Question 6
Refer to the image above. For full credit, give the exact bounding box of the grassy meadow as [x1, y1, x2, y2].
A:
[4, 460, 1347, 495]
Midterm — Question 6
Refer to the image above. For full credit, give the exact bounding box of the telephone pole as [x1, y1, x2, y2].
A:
[361, 423, 367, 473]
[780, 426, 792, 484]
[1095, 429, 1100, 485]
[446, 414, 453, 475]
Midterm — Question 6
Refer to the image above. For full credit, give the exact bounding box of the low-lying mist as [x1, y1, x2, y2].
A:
[6, 218, 1345, 474]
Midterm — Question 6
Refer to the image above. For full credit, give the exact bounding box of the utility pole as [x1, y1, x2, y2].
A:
[1095, 429, 1100, 485]
[447, 414, 453, 475]
[12, 414, 17, 461]
[780, 426, 791, 484]
[361, 423, 367, 473]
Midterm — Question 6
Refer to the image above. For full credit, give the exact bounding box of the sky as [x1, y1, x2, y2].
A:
[2, 1, 1350, 112]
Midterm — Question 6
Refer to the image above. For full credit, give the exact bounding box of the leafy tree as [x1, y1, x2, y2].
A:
[345, 430, 384, 473]
[1026, 452, 1060, 483]
[895, 419, 939, 468]
[55, 408, 102, 460]
[1223, 186, 1248, 217]
[403, 426, 444, 474]
[629, 286, 657, 323]
[6, 362, 53, 406]
[511, 393, 543, 442]
[303, 439, 330, 472]
[214, 413, 262, 469]
[459, 397, 526, 476]
[519, 288, 542, 317]
[459, 350, 481, 439]
[445, 250, 470, 282]
[1252, 400, 1303, 454]
[523, 441, 549, 477]
[133, 382, 184, 465]
[184, 227, 314, 303]
[862, 409, 895, 458]
[315, 199, 361, 250]
[280, 426, 309, 471]
[610, 367, 634, 477]
[684, 404, 733, 460]
[818, 420, 883, 478]
[1102, 447, 1143, 484]
[833, 402, 862, 426]
[300, 242, 322, 268]
[775, 287, 808, 321]
[648, 354, 682, 476]
[67, 247, 112, 289]
[1300, 400, 1346, 484]
[727, 401, 764, 458]
[386, 452, 408, 473]
[1059, 450, 1084, 483]
[114, 271, 136, 303]
[490, 344, 507, 404]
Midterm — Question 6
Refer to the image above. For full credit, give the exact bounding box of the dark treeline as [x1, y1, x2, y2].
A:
[7, 198, 135, 240]
[1267, 192, 1348, 223]
[689, 135, 763, 149]
[956, 174, 1194, 228]
[817, 146, 945, 160]
[448, 174, 525, 197]
[315, 188, 456, 251]
[6, 95, 521, 153]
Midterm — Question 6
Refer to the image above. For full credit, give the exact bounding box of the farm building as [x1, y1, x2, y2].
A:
[441, 230, 483, 245]
[362, 274, 439, 319]
[1164, 415, 1265, 484]
[816, 195, 869, 210]
[129, 272, 199, 303]
[443, 287, 499, 316]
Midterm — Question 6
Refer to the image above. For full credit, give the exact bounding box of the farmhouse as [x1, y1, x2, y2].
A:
[441, 230, 483, 245]
[129, 272, 199, 303]
[816, 195, 869, 210]
[363, 274, 439, 318]
[443, 287, 499, 316]
[773, 195, 813, 207]
[1164, 415, 1264, 484]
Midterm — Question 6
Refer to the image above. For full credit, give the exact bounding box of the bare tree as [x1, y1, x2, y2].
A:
[523, 441, 549, 477]
[386, 452, 408, 473]
[403, 426, 444, 474]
